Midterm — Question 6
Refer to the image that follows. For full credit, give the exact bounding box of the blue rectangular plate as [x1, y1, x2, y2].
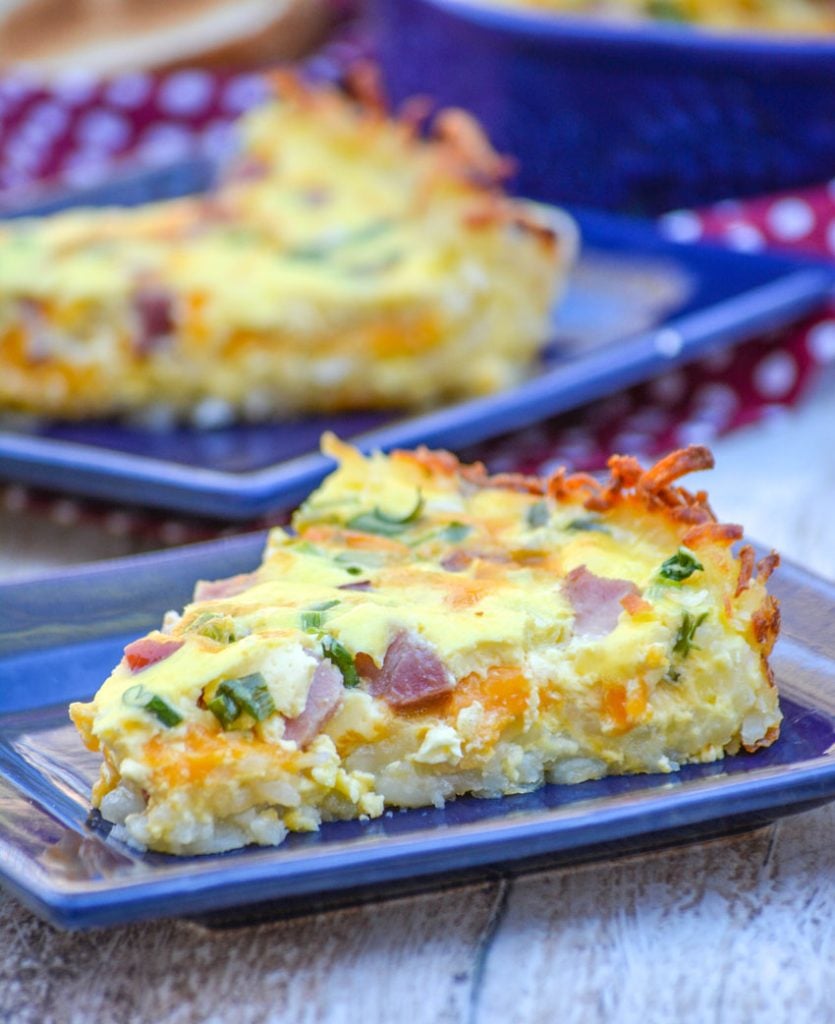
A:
[0, 535, 834, 930]
[0, 161, 832, 518]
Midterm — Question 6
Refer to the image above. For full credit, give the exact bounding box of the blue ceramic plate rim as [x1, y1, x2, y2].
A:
[0, 206, 832, 520]
[423, 0, 835, 61]
[0, 536, 834, 929]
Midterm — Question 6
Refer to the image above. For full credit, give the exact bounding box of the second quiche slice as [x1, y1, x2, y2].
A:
[0, 72, 573, 423]
[71, 437, 781, 855]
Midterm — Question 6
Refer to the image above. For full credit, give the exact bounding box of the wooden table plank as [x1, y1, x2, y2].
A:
[477, 804, 835, 1024]
[0, 881, 501, 1024]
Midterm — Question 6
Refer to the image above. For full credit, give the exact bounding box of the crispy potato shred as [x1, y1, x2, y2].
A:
[267, 63, 543, 233]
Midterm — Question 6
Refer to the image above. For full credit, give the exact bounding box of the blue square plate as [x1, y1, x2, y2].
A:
[1, 536, 834, 930]
[0, 161, 832, 518]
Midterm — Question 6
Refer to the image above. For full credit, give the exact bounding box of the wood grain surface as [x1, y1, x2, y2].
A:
[2, 382, 835, 1023]
[1, 803, 833, 1024]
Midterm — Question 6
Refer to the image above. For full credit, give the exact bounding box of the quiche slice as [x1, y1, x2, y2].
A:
[0, 71, 574, 423]
[70, 436, 781, 855]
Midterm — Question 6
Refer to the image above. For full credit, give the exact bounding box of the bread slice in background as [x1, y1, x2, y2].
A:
[0, 0, 340, 78]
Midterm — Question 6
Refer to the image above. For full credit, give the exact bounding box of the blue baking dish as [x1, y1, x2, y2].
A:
[372, 0, 835, 213]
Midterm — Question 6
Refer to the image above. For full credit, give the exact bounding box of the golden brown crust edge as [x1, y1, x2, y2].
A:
[262, 64, 560, 253]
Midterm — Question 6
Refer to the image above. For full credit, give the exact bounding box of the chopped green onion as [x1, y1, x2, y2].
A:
[441, 522, 472, 543]
[659, 548, 704, 583]
[145, 696, 183, 728]
[301, 599, 340, 632]
[220, 673, 275, 722]
[334, 550, 384, 569]
[122, 684, 182, 727]
[567, 517, 609, 534]
[525, 501, 550, 528]
[286, 220, 393, 262]
[122, 683, 150, 708]
[294, 540, 322, 556]
[347, 492, 424, 536]
[206, 691, 238, 728]
[207, 673, 275, 728]
[321, 635, 360, 688]
[190, 611, 238, 644]
[408, 521, 472, 548]
[673, 611, 708, 659]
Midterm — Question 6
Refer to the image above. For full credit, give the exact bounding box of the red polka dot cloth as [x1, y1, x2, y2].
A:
[0, 59, 834, 544]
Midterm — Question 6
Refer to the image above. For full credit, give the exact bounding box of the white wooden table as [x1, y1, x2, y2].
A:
[2, 384, 834, 1023]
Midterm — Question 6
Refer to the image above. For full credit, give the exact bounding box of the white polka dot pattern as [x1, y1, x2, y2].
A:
[158, 70, 214, 117]
[658, 210, 703, 243]
[723, 222, 766, 252]
[807, 321, 835, 363]
[767, 197, 816, 241]
[105, 73, 153, 109]
[754, 352, 799, 399]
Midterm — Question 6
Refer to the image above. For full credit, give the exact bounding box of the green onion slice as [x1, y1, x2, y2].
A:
[526, 502, 550, 529]
[221, 673, 275, 722]
[301, 599, 340, 632]
[659, 547, 704, 583]
[441, 522, 472, 543]
[566, 517, 609, 534]
[207, 672, 276, 727]
[122, 684, 183, 727]
[321, 635, 360, 688]
[190, 612, 238, 644]
[347, 492, 424, 536]
[673, 611, 708, 658]
[206, 691, 239, 729]
[285, 220, 393, 262]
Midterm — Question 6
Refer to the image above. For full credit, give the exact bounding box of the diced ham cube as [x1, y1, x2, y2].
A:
[18, 298, 51, 362]
[193, 571, 258, 602]
[440, 550, 472, 572]
[133, 286, 174, 355]
[124, 636, 184, 672]
[564, 565, 640, 637]
[283, 660, 344, 748]
[367, 631, 454, 709]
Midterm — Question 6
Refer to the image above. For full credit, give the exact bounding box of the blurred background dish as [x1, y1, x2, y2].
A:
[0, 0, 339, 78]
[0, 75, 575, 424]
[372, 0, 835, 213]
[463, 0, 835, 35]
